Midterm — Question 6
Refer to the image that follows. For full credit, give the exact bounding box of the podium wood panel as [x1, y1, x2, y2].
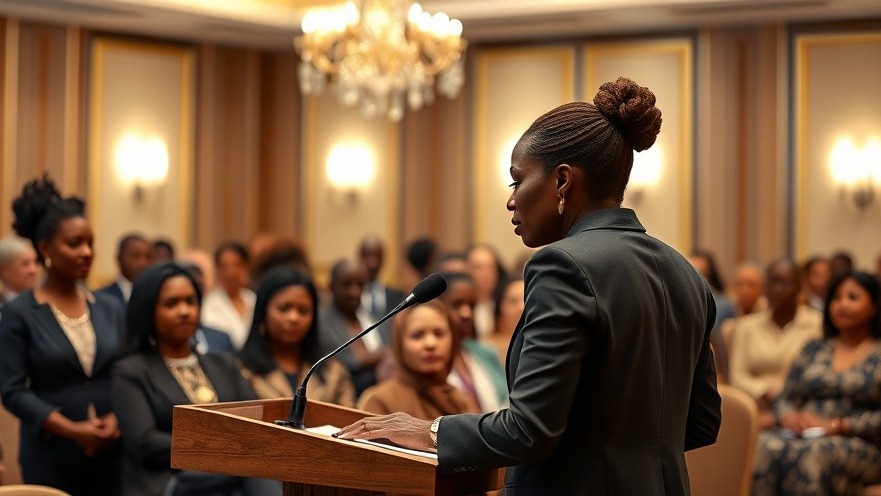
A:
[171, 398, 502, 496]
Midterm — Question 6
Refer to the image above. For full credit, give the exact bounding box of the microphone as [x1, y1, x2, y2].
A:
[276, 272, 447, 429]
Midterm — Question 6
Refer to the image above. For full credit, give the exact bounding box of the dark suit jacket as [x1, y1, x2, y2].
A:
[0, 291, 126, 474]
[193, 325, 235, 355]
[96, 282, 126, 316]
[111, 350, 257, 496]
[438, 208, 721, 495]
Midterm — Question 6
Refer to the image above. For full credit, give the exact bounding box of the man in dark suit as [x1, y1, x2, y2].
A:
[358, 236, 405, 319]
[97, 234, 152, 313]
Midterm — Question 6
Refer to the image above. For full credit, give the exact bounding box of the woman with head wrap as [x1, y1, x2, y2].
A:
[357, 300, 478, 420]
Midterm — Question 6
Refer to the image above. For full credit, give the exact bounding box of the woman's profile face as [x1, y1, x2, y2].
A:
[42, 216, 94, 281]
[266, 284, 314, 347]
[401, 306, 453, 379]
[507, 142, 561, 248]
[829, 278, 876, 335]
[154, 275, 200, 347]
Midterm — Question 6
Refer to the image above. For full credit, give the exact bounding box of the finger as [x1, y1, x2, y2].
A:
[336, 420, 370, 439]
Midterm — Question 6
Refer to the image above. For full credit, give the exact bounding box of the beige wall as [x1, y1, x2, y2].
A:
[2, 16, 881, 292]
[87, 38, 195, 285]
[472, 46, 575, 268]
[794, 32, 881, 270]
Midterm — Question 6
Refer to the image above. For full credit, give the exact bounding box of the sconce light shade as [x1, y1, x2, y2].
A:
[115, 133, 169, 202]
[326, 143, 376, 203]
[627, 144, 663, 204]
[829, 136, 880, 211]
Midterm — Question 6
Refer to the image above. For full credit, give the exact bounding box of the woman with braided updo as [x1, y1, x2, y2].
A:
[338, 78, 721, 494]
[0, 176, 125, 495]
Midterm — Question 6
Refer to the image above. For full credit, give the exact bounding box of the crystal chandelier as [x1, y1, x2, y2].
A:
[295, 0, 467, 121]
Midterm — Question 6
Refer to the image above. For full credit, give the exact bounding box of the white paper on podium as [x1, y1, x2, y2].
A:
[305, 425, 438, 460]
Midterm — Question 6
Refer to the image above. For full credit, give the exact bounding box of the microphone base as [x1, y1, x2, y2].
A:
[280, 390, 308, 429]
[273, 419, 305, 429]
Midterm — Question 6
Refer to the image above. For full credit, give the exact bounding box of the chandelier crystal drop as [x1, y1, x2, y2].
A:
[295, 0, 467, 121]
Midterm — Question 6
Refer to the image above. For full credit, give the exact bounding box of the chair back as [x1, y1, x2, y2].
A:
[0, 402, 22, 485]
[685, 384, 759, 496]
[0, 485, 70, 496]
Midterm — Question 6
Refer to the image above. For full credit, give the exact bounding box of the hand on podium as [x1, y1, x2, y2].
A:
[336, 412, 436, 453]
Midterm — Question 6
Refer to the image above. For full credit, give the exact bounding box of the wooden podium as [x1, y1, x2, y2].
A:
[171, 398, 503, 496]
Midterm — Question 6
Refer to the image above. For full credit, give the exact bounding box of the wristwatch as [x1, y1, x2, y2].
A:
[429, 417, 442, 447]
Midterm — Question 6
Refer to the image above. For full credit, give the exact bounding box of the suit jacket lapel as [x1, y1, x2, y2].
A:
[146, 351, 191, 405]
[31, 300, 86, 376]
[91, 299, 122, 375]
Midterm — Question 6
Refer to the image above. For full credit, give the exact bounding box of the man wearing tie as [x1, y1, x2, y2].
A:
[358, 236, 405, 320]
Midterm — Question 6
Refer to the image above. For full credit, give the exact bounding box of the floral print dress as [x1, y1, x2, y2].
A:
[752, 338, 881, 496]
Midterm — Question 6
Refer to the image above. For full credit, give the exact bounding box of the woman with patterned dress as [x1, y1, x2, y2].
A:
[752, 271, 881, 496]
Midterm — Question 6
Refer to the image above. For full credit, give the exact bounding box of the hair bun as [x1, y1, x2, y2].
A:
[593, 77, 662, 152]
[11, 175, 63, 241]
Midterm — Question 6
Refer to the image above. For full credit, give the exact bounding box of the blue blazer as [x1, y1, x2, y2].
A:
[193, 325, 235, 355]
[0, 291, 126, 472]
[96, 282, 127, 317]
[437, 208, 721, 495]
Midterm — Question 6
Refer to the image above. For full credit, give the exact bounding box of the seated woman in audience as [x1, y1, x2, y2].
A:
[729, 258, 822, 427]
[441, 272, 507, 412]
[358, 301, 479, 419]
[0, 177, 125, 495]
[112, 263, 280, 496]
[752, 271, 881, 496]
[484, 275, 525, 362]
[466, 244, 508, 339]
[201, 242, 256, 349]
[801, 255, 831, 312]
[239, 267, 355, 406]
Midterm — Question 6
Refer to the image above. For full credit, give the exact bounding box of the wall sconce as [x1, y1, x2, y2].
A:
[830, 137, 881, 211]
[326, 143, 376, 204]
[628, 144, 663, 205]
[114, 133, 169, 202]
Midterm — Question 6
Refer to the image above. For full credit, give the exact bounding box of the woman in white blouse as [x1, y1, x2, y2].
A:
[200, 242, 256, 349]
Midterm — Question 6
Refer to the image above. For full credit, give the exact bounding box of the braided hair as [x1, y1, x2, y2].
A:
[519, 77, 663, 203]
[11, 175, 86, 263]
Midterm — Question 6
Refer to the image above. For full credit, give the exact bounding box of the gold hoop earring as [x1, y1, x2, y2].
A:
[558, 195, 565, 215]
[45, 258, 52, 269]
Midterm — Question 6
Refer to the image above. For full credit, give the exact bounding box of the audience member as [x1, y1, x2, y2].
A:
[247, 232, 278, 278]
[239, 267, 355, 405]
[358, 300, 479, 419]
[829, 250, 854, 279]
[319, 259, 390, 395]
[876, 249, 881, 281]
[752, 271, 881, 495]
[0, 234, 39, 312]
[485, 275, 525, 362]
[0, 176, 125, 495]
[728, 259, 822, 427]
[688, 249, 737, 328]
[97, 233, 152, 312]
[358, 235, 405, 320]
[179, 247, 216, 294]
[801, 255, 831, 311]
[433, 251, 468, 275]
[405, 237, 437, 289]
[201, 242, 256, 349]
[151, 238, 175, 263]
[732, 261, 767, 317]
[441, 272, 507, 412]
[112, 263, 279, 496]
[466, 244, 508, 339]
[177, 262, 234, 355]
[250, 236, 311, 285]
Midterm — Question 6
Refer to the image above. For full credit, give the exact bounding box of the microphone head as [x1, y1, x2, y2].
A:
[412, 273, 447, 303]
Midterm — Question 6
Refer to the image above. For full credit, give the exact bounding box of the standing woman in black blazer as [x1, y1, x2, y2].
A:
[112, 263, 281, 496]
[0, 176, 124, 495]
[339, 78, 722, 494]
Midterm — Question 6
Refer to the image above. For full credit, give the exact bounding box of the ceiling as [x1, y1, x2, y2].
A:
[0, 0, 879, 49]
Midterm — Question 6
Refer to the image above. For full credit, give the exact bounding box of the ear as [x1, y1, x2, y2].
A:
[37, 239, 51, 263]
[554, 164, 575, 196]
